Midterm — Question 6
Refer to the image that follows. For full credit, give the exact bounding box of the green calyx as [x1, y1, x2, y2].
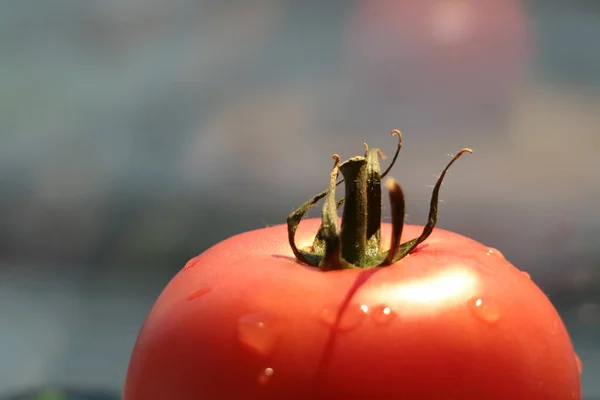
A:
[287, 130, 472, 270]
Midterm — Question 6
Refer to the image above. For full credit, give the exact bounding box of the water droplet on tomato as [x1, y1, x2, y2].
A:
[186, 287, 212, 301]
[237, 314, 279, 355]
[575, 353, 583, 374]
[521, 271, 531, 280]
[486, 248, 504, 258]
[320, 303, 369, 331]
[258, 367, 274, 385]
[469, 297, 501, 324]
[371, 305, 396, 324]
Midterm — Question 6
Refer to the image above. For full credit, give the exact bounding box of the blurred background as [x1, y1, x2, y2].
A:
[0, 0, 599, 398]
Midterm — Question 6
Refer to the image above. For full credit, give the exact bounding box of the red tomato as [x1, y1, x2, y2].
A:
[124, 220, 581, 399]
[124, 136, 580, 399]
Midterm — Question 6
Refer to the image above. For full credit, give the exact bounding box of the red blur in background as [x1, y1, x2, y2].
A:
[346, 0, 529, 110]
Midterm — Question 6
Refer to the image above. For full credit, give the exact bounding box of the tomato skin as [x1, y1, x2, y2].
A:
[124, 219, 581, 400]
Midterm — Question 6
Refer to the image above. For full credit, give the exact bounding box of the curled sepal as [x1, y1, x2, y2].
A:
[318, 155, 350, 270]
[286, 194, 325, 266]
[377, 178, 406, 266]
[310, 197, 345, 254]
[286, 189, 332, 266]
[286, 156, 348, 267]
[391, 148, 473, 262]
[381, 129, 403, 178]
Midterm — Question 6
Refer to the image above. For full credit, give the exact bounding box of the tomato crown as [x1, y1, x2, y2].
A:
[287, 130, 472, 270]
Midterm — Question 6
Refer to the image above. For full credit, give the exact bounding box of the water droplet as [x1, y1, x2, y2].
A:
[521, 271, 531, 280]
[186, 287, 212, 301]
[237, 314, 279, 355]
[258, 367, 274, 385]
[371, 305, 396, 324]
[469, 297, 501, 324]
[575, 353, 583, 374]
[320, 303, 369, 332]
[486, 248, 504, 258]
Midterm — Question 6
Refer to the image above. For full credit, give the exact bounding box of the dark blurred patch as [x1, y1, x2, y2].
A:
[0, 186, 285, 272]
[0, 386, 119, 400]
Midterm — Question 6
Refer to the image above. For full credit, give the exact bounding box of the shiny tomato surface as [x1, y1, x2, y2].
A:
[124, 219, 581, 400]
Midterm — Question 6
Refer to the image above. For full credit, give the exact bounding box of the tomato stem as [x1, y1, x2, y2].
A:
[338, 156, 370, 264]
[286, 130, 471, 270]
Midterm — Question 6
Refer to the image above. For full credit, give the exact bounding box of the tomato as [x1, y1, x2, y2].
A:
[124, 132, 581, 399]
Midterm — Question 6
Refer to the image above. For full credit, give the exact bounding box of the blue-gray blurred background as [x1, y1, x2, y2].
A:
[1, 0, 599, 398]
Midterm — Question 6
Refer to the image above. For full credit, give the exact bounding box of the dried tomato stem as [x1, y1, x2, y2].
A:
[338, 156, 369, 265]
[286, 130, 470, 270]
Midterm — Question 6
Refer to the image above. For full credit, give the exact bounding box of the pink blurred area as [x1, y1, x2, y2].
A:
[346, 0, 529, 107]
